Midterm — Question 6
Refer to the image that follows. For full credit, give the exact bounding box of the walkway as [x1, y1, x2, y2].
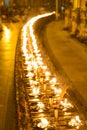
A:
[44, 20, 87, 117]
[0, 22, 22, 130]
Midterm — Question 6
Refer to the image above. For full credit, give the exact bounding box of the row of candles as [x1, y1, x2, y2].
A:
[20, 12, 83, 129]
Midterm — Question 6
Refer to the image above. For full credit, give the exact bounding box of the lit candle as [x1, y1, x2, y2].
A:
[37, 102, 44, 110]
[26, 72, 34, 77]
[50, 77, 57, 84]
[60, 98, 73, 109]
[45, 71, 51, 77]
[37, 118, 49, 128]
[42, 66, 47, 70]
[68, 115, 82, 129]
[55, 88, 62, 96]
[32, 87, 39, 97]
[45, 76, 50, 81]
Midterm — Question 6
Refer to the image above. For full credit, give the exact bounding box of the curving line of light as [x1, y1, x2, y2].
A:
[21, 12, 82, 129]
[29, 12, 55, 52]
[22, 12, 55, 55]
[22, 11, 63, 97]
[22, 12, 55, 71]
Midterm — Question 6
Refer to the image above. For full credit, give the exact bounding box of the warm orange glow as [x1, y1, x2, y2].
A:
[60, 98, 73, 109]
[37, 102, 44, 110]
[32, 87, 39, 97]
[73, 0, 79, 8]
[37, 118, 49, 128]
[3, 25, 11, 42]
[20, 11, 83, 129]
[68, 115, 82, 129]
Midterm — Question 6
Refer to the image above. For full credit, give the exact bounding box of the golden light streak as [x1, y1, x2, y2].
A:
[3, 25, 11, 42]
[20, 11, 83, 130]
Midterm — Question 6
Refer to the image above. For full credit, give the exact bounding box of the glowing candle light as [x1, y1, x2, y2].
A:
[50, 77, 57, 84]
[24, 60, 29, 65]
[3, 25, 11, 42]
[36, 57, 42, 62]
[29, 80, 34, 85]
[32, 61, 38, 69]
[38, 60, 43, 66]
[42, 66, 47, 70]
[37, 118, 49, 128]
[45, 71, 51, 77]
[68, 115, 82, 129]
[45, 77, 50, 81]
[60, 98, 73, 109]
[45, 71, 51, 81]
[54, 88, 62, 96]
[26, 72, 34, 78]
[25, 54, 29, 60]
[32, 87, 39, 97]
[27, 64, 32, 71]
[19, 11, 84, 130]
[37, 102, 44, 111]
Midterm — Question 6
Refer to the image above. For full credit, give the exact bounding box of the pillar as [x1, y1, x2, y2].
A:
[73, 0, 78, 9]
[56, 0, 59, 20]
